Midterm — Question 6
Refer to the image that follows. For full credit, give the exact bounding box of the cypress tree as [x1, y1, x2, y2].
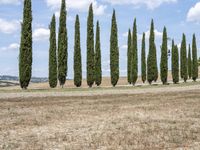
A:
[58, 0, 68, 88]
[127, 29, 132, 84]
[141, 33, 146, 83]
[160, 27, 168, 84]
[49, 14, 57, 88]
[147, 19, 158, 84]
[131, 18, 138, 85]
[87, 4, 95, 87]
[19, 0, 32, 89]
[74, 15, 82, 87]
[95, 21, 102, 86]
[180, 34, 188, 82]
[110, 10, 119, 87]
[192, 34, 198, 81]
[171, 40, 179, 84]
[188, 44, 192, 79]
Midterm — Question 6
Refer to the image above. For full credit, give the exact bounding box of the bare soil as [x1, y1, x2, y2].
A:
[0, 83, 200, 149]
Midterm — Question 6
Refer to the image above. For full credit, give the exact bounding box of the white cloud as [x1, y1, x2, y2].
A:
[0, 43, 19, 51]
[55, 11, 74, 22]
[122, 32, 128, 37]
[0, 18, 20, 34]
[123, 29, 162, 40]
[177, 43, 181, 49]
[0, 0, 21, 5]
[121, 45, 127, 49]
[93, 2, 107, 15]
[138, 29, 163, 40]
[187, 2, 200, 23]
[55, 11, 60, 18]
[33, 28, 50, 41]
[45, 0, 107, 15]
[103, 0, 177, 9]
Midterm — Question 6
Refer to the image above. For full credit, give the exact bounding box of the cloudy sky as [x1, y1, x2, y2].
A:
[0, 0, 200, 78]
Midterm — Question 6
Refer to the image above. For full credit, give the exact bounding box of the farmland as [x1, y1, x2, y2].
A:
[0, 80, 200, 149]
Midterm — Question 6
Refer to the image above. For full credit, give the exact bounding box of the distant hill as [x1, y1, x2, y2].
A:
[0, 75, 48, 83]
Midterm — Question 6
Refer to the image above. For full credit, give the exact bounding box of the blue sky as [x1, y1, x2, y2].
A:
[0, 0, 200, 78]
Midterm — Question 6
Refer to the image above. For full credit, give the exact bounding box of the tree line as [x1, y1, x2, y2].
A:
[19, 0, 199, 89]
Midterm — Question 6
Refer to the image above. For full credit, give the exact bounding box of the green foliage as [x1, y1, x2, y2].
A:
[74, 15, 82, 87]
[19, 0, 32, 89]
[127, 29, 132, 84]
[131, 18, 138, 85]
[198, 57, 200, 67]
[58, 0, 68, 87]
[141, 33, 146, 83]
[87, 4, 95, 87]
[192, 34, 198, 81]
[188, 44, 192, 79]
[171, 40, 179, 84]
[160, 27, 168, 84]
[110, 10, 119, 87]
[95, 21, 102, 86]
[147, 19, 158, 84]
[49, 14, 57, 88]
[180, 34, 188, 82]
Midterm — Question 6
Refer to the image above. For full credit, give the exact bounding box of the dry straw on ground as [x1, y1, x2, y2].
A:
[0, 82, 200, 149]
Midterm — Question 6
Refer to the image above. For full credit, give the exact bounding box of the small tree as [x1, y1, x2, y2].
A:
[147, 19, 158, 84]
[141, 33, 146, 83]
[110, 10, 119, 87]
[188, 44, 192, 79]
[49, 14, 57, 88]
[95, 21, 102, 86]
[160, 27, 168, 84]
[74, 15, 82, 87]
[171, 40, 179, 84]
[192, 34, 198, 81]
[127, 29, 132, 84]
[19, 0, 32, 89]
[87, 4, 95, 87]
[58, 0, 68, 88]
[180, 33, 188, 82]
[131, 18, 138, 85]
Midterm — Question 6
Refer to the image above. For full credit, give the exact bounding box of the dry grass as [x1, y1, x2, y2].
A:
[0, 88, 200, 149]
[1, 69, 176, 90]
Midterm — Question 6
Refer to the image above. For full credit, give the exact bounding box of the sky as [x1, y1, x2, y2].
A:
[0, 0, 200, 78]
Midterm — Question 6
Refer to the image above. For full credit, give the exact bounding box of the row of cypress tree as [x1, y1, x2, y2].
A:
[49, 3, 102, 88]
[127, 19, 198, 85]
[19, 0, 198, 89]
[48, 0, 68, 88]
[171, 34, 198, 83]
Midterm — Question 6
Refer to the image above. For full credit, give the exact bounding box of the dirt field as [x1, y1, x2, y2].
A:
[0, 82, 200, 149]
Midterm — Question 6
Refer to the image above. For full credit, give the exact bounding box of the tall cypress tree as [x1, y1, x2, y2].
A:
[147, 19, 158, 84]
[192, 34, 198, 81]
[110, 10, 119, 87]
[131, 18, 138, 85]
[19, 0, 32, 89]
[188, 44, 192, 79]
[141, 33, 146, 83]
[160, 27, 168, 84]
[49, 14, 57, 88]
[127, 29, 132, 84]
[171, 40, 179, 84]
[58, 0, 68, 88]
[180, 33, 188, 82]
[95, 21, 102, 86]
[87, 4, 95, 87]
[74, 15, 82, 87]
